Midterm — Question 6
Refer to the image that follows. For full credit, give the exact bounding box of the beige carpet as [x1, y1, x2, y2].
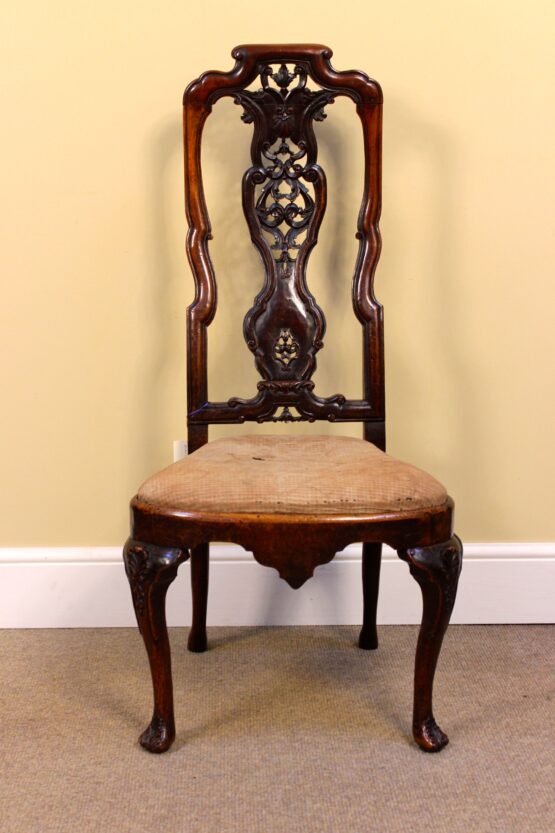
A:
[0, 626, 553, 833]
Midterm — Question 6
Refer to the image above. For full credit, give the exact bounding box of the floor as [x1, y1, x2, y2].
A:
[0, 625, 553, 833]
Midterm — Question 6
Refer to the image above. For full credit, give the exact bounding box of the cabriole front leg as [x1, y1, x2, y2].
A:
[123, 538, 188, 753]
[398, 536, 462, 752]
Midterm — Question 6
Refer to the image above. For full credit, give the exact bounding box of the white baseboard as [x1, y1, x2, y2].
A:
[1, 543, 553, 628]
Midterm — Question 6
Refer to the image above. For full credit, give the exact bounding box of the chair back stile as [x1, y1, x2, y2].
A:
[183, 44, 385, 453]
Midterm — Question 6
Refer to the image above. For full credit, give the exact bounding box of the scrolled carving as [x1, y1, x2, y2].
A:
[123, 540, 188, 637]
[197, 379, 350, 425]
[399, 537, 462, 617]
[234, 63, 333, 148]
[254, 141, 316, 261]
[235, 61, 333, 387]
[262, 405, 308, 423]
[184, 46, 384, 427]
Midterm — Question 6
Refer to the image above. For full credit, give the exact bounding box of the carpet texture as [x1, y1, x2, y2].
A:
[0, 626, 553, 833]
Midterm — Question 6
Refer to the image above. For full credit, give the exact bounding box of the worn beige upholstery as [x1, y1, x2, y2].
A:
[137, 435, 447, 516]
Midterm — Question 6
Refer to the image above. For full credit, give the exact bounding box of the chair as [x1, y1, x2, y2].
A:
[123, 44, 463, 754]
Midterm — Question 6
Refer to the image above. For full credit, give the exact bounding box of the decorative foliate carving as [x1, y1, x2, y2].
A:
[124, 545, 150, 617]
[274, 327, 299, 366]
[235, 63, 333, 150]
[267, 405, 305, 423]
[255, 140, 315, 261]
[234, 62, 334, 386]
[399, 537, 462, 617]
[184, 46, 384, 427]
[123, 540, 187, 637]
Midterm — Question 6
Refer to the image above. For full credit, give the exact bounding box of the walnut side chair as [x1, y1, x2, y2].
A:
[123, 43, 463, 754]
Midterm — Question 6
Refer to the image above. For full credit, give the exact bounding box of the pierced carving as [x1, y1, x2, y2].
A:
[254, 141, 315, 261]
[274, 327, 299, 367]
[265, 405, 306, 423]
[184, 46, 384, 427]
[400, 537, 462, 617]
[235, 63, 332, 144]
[235, 62, 333, 388]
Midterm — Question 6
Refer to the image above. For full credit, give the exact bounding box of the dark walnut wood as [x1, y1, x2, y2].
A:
[184, 44, 383, 427]
[237, 63, 331, 390]
[398, 536, 463, 751]
[122, 44, 463, 754]
[187, 543, 209, 653]
[359, 542, 382, 650]
[123, 539, 189, 752]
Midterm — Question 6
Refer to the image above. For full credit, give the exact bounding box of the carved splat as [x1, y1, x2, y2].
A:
[234, 64, 332, 386]
[184, 45, 384, 428]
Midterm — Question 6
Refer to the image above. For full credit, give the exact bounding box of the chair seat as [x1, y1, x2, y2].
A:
[137, 435, 447, 517]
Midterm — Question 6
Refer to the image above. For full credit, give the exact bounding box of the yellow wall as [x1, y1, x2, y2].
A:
[1, 1, 554, 545]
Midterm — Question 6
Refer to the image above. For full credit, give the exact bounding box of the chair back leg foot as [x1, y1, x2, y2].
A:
[358, 628, 378, 650]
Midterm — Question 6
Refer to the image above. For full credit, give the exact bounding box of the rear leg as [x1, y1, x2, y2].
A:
[359, 542, 382, 650]
[187, 543, 209, 653]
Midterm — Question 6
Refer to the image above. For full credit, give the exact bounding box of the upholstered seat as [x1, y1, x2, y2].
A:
[137, 435, 447, 516]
